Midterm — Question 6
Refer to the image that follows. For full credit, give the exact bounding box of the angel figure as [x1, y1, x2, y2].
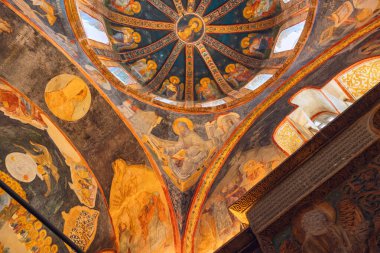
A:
[131, 59, 157, 83]
[290, 200, 370, 253]
[243, 0, 275, 22]
[241, 33, 273, 58]
[195, 77, 221, 101]
[0, 18, 11, 34]
[110, 0, 141, 16]
[158, 76, 184, 100]
[110, 26, 141, 50]
[224, 64, 254, 88]
[14, 141, 59, 197]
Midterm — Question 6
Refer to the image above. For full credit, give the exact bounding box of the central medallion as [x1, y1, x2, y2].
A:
[176, 14, 205, 43]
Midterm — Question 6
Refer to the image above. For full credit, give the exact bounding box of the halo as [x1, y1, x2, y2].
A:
[133, 32, 141, 43]
[173, 117, 194, 135]
[292, 201, 336, 243]
[189, 17, 203, 32]
[169, 76, 180, 84]
[241, 37, 250, 49]
[225, 64, 236, 73]
[147, 60, 157, 70]
[5, 152, 37, 183]
[200, 77, 210, 86]
[131, 2, 141, 13]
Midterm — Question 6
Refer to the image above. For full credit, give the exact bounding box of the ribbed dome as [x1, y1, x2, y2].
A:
[72, 0, 314, 111]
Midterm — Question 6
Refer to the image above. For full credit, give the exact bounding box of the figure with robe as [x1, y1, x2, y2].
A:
[149, 118, 213, 180]
[241, 33, 273, 58]
[195, 77, 221, 101]
[110, 0, 141, 15]
[224, 64, 254, 88]
[110, 26, 141, 50]
[131, 59, 157, 83]
[243, 0, 275, 22]
[158, 76, 184, 101]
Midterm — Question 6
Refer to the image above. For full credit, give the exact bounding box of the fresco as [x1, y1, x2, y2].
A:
[108, 0, 141, 16]
[243, 0, 276, 22]
[0, 79, 113, 251]
[195, 142, 286, 252]
[44, 74, 91, 122]
[3, 0, 380, 252]
[241, 33, 274, 58]
[270, 150, 380, 253]
[192, 27, 380, 252]
[319, 0, 380, 45]
[71, 0, 315, 110]
[110, 26, 141, 50]
[109, 159, 175, 253]
[0, 179, 69, 253]
[0, 4, 176, 252]
[117, 105, 242, 192]
[0, 17, 11, 33]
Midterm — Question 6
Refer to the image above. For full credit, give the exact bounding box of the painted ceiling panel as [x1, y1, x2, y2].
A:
[106, 0, 173, 22]
[71, 0, 315, 110]
[1, 0, 380, 252]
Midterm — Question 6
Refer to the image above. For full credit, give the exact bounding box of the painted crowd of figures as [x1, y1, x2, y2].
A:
[0, 80, 102, 252]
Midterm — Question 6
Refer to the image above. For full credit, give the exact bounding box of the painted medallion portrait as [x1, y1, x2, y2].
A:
[44, 74, 91, 122]
[0, 79, 114, 252]
[176, 14, 205, 43]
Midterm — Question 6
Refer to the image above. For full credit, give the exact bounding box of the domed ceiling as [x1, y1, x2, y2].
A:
[70, 0, 313, 111]
[5, 0, 380, 252]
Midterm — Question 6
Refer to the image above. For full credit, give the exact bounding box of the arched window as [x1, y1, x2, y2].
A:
[79, 10, 109, 44]
[273, 57, 380, 156]
[312, 112, 338, 130]
[274, 21, 306, 53]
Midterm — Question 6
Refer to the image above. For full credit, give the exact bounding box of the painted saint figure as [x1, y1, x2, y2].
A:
[177, 17, 204, 43]
[131, 59, 158, 83]
[44, 74, 91, 122]
[241, 33, 273, 58]
[205, 112, 241, 147]
[110, 26, 141, 50]
[158, 76, 184, 101]
[224, 64, 254, 88]
[243, 0, 275, 22]
[110, 0, 141, 15]
[109, 160, 174, 253]
[289, 201, 370, 253]
[195, 77, 221, 101]
[0, 84, 46, 129]
[151, 118, 213, 180]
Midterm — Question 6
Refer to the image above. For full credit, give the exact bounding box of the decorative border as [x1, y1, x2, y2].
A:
[66, 0, 315, 114]
[230, 54, 380, 223]
[257, 141, 380, 252]
[182, 15, 380, 253]
[1, 2, 182, 252]
[0, 77, 115, 251]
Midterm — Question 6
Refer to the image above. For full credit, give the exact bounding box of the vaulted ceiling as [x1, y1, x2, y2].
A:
[0, 0, 379, 252]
